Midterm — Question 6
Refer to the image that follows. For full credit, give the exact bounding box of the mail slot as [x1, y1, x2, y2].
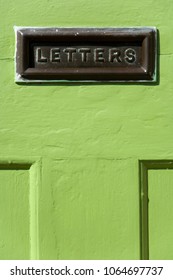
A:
[15, 27, 157, 83]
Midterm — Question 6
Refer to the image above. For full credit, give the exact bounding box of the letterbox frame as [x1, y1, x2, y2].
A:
[15, 27, 157, 83]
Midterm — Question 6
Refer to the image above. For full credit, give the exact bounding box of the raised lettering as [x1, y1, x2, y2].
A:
[51, 48, 60, 62]
[94, 48, 105, 62]
[109, 49, 122, 63]
[78, 48, 91, 62]
[124, 48, 136, 63]
[64, 48, 76, 62]
[36, 48, 47, 63]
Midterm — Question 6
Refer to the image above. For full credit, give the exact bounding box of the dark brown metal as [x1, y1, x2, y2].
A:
[15, 27, 157, 82]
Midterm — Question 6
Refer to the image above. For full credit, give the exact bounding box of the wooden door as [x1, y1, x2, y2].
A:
[0, 0, 172, 260]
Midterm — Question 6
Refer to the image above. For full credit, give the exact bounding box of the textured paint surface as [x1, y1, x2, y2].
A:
[0, 0, 173, 259]
[0, 169, 30, 259]
[149, 170, 173, 260]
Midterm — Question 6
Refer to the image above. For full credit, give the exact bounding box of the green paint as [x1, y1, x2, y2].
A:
[0, 0, 173, 260]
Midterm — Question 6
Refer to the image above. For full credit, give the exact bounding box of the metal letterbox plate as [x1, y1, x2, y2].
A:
[15, 27, 157, 83]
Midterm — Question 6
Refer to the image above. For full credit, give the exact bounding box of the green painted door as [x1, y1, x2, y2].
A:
[0, 0, 173, 260]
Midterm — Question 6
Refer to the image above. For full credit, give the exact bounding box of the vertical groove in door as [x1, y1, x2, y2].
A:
[139, 160, 173, 260]
[139, 161, 149, 260]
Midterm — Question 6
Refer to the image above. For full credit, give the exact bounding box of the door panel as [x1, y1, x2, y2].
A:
[0, 165, 30, 259]
[0, 161, 40, 260]
[39, 159, 139, 259]
[149, 170, 173, 260]
[139, 161, 173, 260]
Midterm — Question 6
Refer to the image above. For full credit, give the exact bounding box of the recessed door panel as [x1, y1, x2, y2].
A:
[149, 169, 173, 260]
[0, 167, 30, 259]
[139, 161, 173, 260]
